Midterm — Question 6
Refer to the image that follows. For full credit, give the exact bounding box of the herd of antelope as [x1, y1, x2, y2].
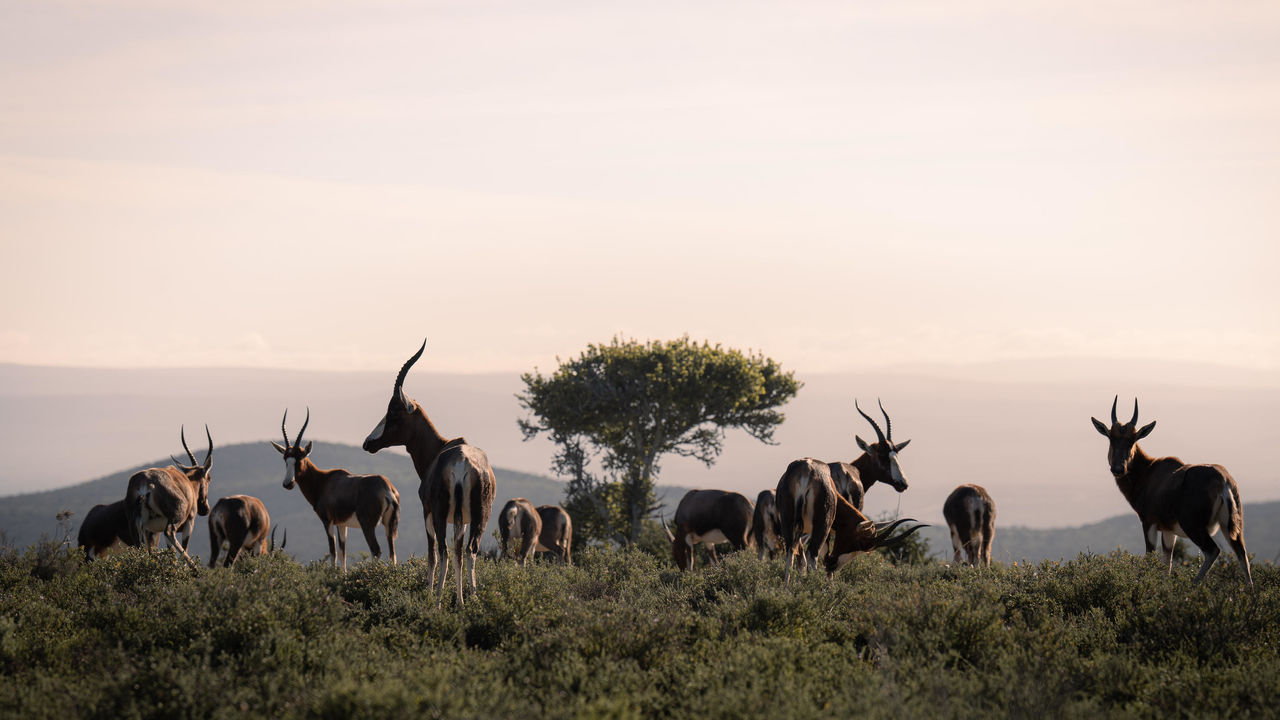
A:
[75, 341, 1256, 599]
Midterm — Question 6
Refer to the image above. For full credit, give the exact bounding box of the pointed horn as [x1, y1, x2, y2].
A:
[394, 339, 426, 389]
[874, 518, 914, 539]
[1110, 395, 1119, 425]
[294, 407, 310, 448]
[878, 398, 893, 444]
[661, 514, 675, 543]
[1129, 398, 1139, 428]
[203, 424, 213, 469]
[281, 409, 291, 449]
[855, 398, 888, 445]
[180, 425, 197, 465]
[876, 523, 928, 550]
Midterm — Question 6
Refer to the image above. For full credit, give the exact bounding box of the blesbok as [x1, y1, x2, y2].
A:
[498, 497, 541, 565]
[207, 494, 271, 568]
[776, 458, 924, 580]
[663, 489, 754, 571]
[273, 408, 400, 571]
[1091, 396, 1252, 584]
[125, 426, 213, 569]
[78, 499, 146, 560]
[363, 341, 496, 605]
[751, 489, 782, 560]
[843, 398, 913, 501]
[943, 484, 996, 567]
[535, 504, 573, 565]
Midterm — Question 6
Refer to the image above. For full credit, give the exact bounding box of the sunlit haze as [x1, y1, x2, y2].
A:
[2, 1, 1277, 375]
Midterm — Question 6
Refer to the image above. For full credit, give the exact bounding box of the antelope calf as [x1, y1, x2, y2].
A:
[207, 495, 271, 568]
[498, 498, 541, 565]
[664, 489, 754, 571]
[78, 499, 146, 560]
[274, 409, 400, 570]
[535, 504, 573, 565]
[125, 426, 213, 569]
[364, 341, 496, 605]
[751, 489, 782, 560]
[1092, 396, 1252, 584]
[943, 484, 995, 567]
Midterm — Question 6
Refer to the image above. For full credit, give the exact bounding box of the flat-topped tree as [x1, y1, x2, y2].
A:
[518, 336, 801, 544]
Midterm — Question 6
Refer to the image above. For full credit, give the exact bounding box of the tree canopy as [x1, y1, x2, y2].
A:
[518, 336, 801, 544]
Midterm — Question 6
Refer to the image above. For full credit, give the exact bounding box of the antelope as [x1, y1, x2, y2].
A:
[207, 494, 271, 568]
[663, 489, 754, 571]
[363, 340, 497, 605]
[841, 398, 913, 503]
[943, 484, 995, 567]
[776, 458, 924, 580]
[751, 489, 782, 560]
[273, 408, 400, 571]
[78, 499, 146, 560]
[535, 504, 573, 565]
[498, 497, 541, 565]
[1091, 396, 1252, 584]
[125, 425, 213, 569]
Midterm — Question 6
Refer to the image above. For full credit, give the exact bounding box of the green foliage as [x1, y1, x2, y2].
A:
[1, 542, 1277, 719]
[518, 336, 801, 544]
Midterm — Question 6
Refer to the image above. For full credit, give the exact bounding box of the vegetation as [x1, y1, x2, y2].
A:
[2, 534, 1276, 719]
[518, 336, 801, 544]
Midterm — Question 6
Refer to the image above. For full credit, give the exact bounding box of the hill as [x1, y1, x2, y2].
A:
[0, 440, 693, 563]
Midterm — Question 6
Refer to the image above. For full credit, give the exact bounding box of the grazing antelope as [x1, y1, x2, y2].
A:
[943, 484, 995, 567]
[663, 489, 754, 571]
[535, 504, 573, 565]
[207, 495, 271, 568]
[125, 426, 213, 569]
[78, 499, 147, 560]
[498, 498, 542, 565]
[751, 489, 782, 560]
[363, 341, 497, 605]
[274, 409, 400, 571]
[776, 458, 925, 580]
[1092, 396, 1252, 584]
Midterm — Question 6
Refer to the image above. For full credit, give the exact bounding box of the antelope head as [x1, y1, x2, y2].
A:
[854, 398, 911, 492]
[363, 340, 425, 453]
[271, 408, 313, 489]
[825, 517, 926, 575]
[169, 425, 213, 515]
[1091, 396, 1156, 477]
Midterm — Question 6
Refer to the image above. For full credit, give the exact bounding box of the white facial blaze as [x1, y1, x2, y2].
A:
[366, 416, 387, 444]
[888, 451, 907, 488]
[283, 457, 297, 487]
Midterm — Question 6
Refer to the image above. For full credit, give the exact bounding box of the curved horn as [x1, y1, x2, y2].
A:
[180, 425, 197, 465]
[874, 517, 915, 539]
[660, 514, 675, 543]
[1110, 395, 1119, 425]
[875, 522, 928, 550]
[395, 340, 427, 389]
[280, 409, 291, 449]
[855, 398, 888, 445]
[294, 407, 310, 448]
[1129, 398, 1139, 428]
[878, 398, 893, 443]
[202, 424, 213, 469]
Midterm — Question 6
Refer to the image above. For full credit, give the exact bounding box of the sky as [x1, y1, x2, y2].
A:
[1, 0, 1278, 376]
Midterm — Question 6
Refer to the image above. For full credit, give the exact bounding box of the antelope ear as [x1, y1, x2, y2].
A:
[1136, 420, 1156, 439]
[396, 385, 414, 414]
[1091, 417, 1109, 436]
[855, 435, 871, 453]
[893, 439, 911, 452]
[270, 442, 287, 455]
[303, 441, 314, 455]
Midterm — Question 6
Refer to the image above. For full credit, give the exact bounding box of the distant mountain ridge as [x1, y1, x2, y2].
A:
[4, 440, 1278, 565]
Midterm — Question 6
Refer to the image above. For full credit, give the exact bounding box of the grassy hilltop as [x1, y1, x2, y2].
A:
[0, 544, 1276, 719]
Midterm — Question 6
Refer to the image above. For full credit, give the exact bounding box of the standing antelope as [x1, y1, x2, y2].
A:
[79, 499, 147, 560]
[125, 426, 213, 569]
[943, 485, 995, 567]
[535, 505, 573, 565]
[207, 495, 271, 568]
[1091, 396, 1252, 584]
[840, 398, 913, 505]
[751, 489, 782, 560]
[663, 489, 754, 571]
[273, 408, 400, 570]
[363, 341, 497, 605]
[498, 498, 541, 565]
[777, 458, 924, 580]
